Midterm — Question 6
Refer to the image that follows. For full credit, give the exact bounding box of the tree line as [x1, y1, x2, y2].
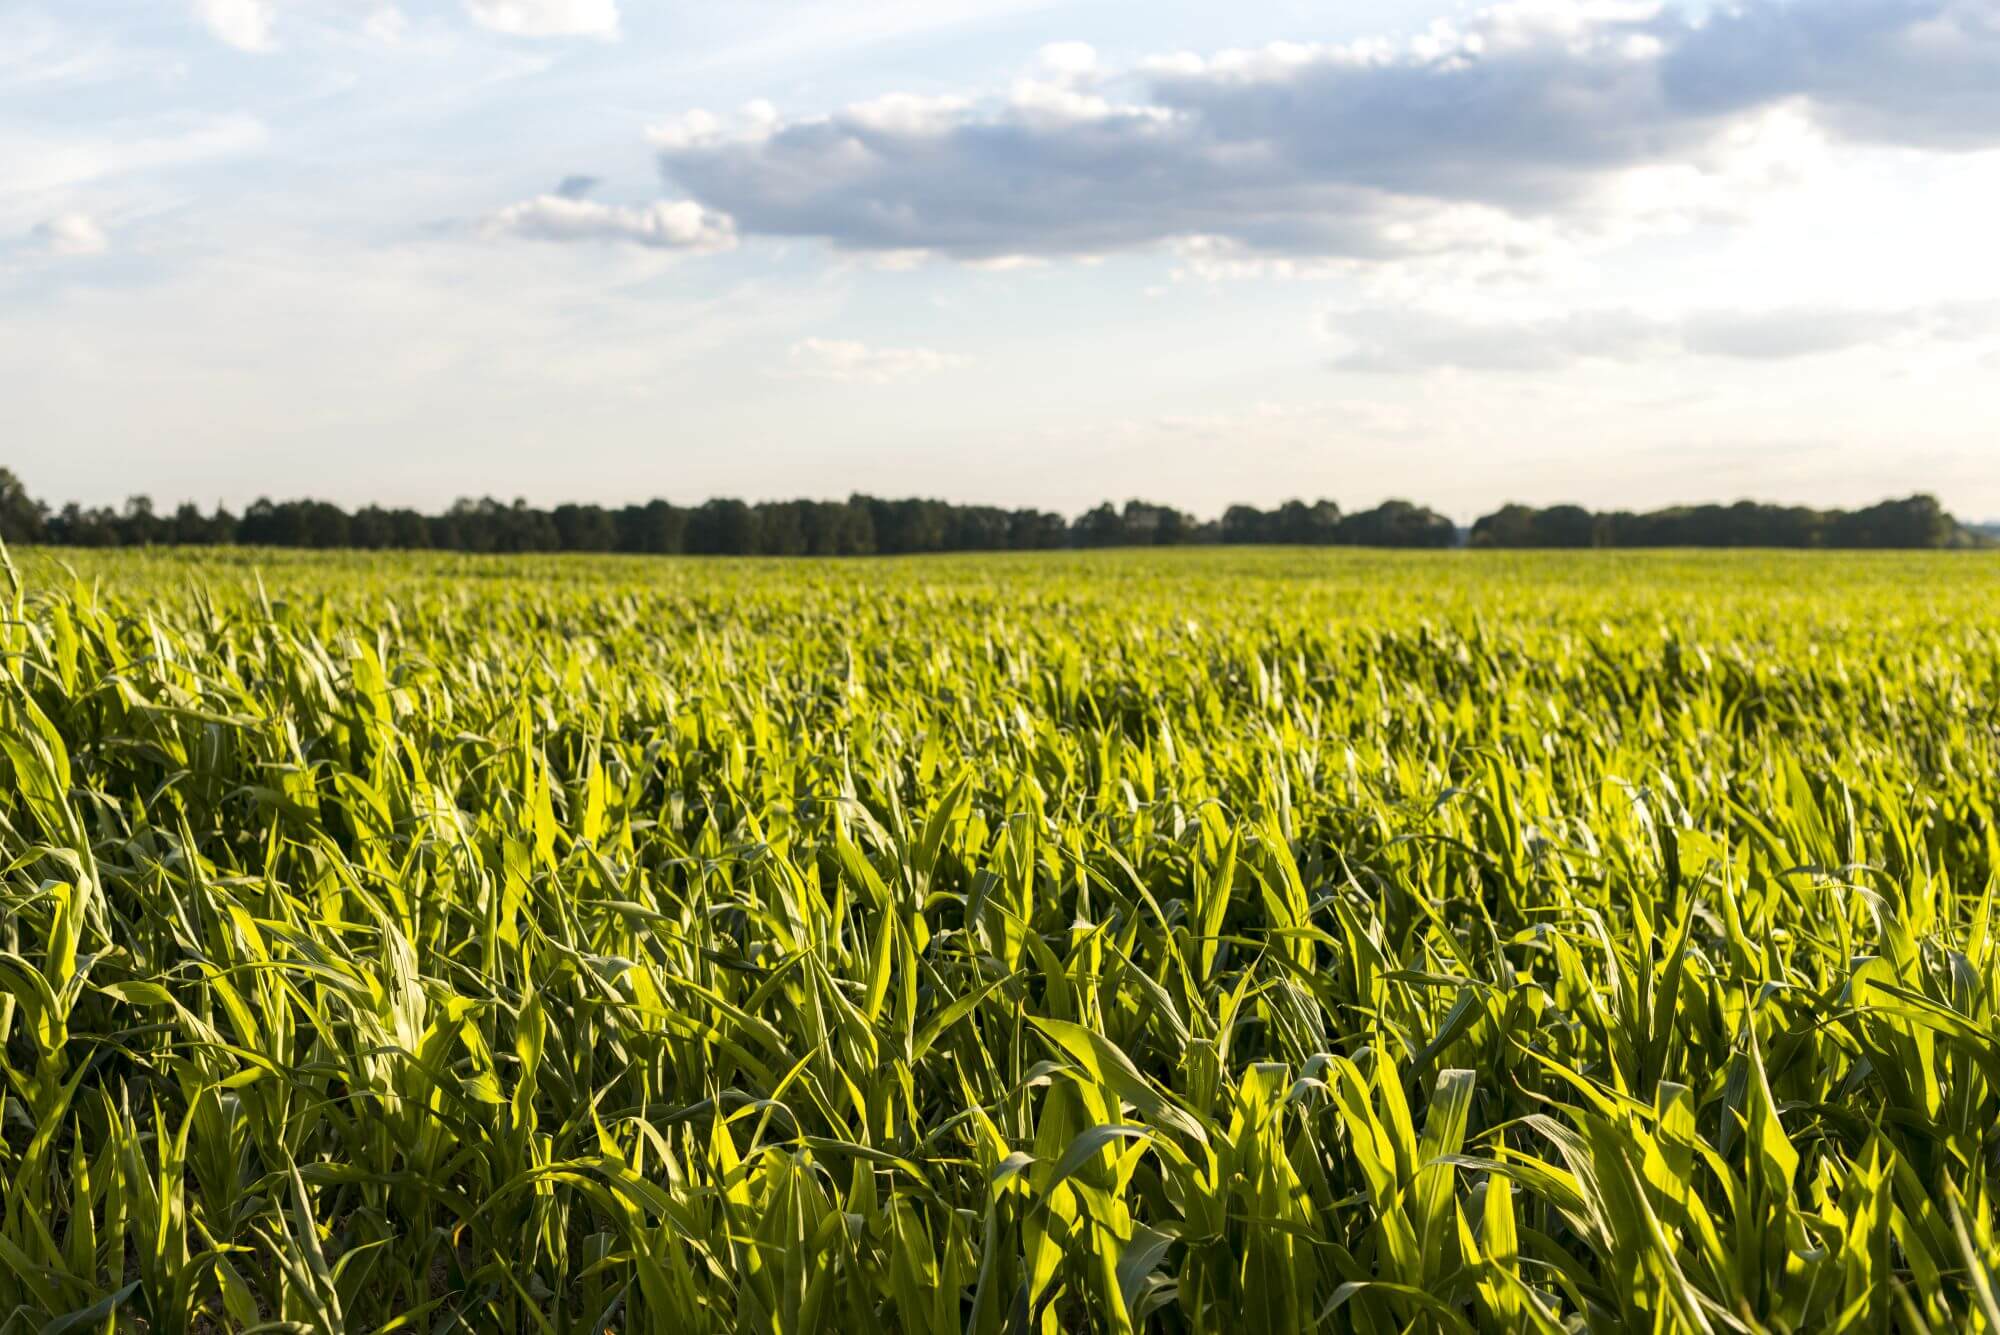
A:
[0, 470, 1456, 553]
[0, 468, 1984, 553]
[1469, 494, 1989, 549]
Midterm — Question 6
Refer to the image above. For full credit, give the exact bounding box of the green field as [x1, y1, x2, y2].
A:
[3, 545, 1998, 1332]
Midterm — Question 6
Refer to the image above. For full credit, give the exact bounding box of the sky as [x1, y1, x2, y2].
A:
[4, 0, 1999, 522]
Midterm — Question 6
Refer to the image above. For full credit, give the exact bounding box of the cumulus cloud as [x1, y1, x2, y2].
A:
[1660, 0, 2000, 149]
[485, 194, 735, 251]
[785, 338, 969, 384]
[192, 0, 275, 51]
[1327, 301, 2000, 372]
[650, 0, 2000, 262]
[32, 213, 109, 257]
[463, 0, 620, 38]
[1036, 41, 1099, 80]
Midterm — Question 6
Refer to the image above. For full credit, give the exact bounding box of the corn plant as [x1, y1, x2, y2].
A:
[0, 542, 1997, 1332]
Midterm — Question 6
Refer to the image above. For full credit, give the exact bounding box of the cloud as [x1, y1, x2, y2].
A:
[31, 213, 108, 257]
[1036, 41, 1099, 79]
[1675, 307, 1911, 361]
[1329, 309, 1648, 374]
[649, 0, 2000, 262]
[364, 6, 410, 43]
[0, 13, 148, 93]
[1660, 0, 2000, 150]
[193, 0, 276, 51]
[485, 194, 735, 251]
[463, 0, 620, 38]
[1327, 301, 2000, 372]
[784, 337, 969, 384]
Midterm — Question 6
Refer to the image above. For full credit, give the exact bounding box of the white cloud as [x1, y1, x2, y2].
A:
[32, 213, 108, 257]
[648, 109, 725, 150]
[364, 6, 410, 43]
[0, 13, 147, 93]
[1036, 41, 1099, 79]
[463, 0, 619, 38]
[1326, 302, 2000, 373]
[785, 337, 969, 384]
[840, 94, 976, 137]
[485, 194, 735, 251]
[193, 0, 276, 51]
[650, 0, 2000, 263]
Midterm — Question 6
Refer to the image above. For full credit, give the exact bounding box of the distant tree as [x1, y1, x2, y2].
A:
[495, 499, 557, 552]
[8, 467, 1973, 556]
[795, 501, 852, 555]
[1221, 505, 1275, 544]
[52, 503, 119, 547]
[239, 499, 308, 547]
[553, 504, 617, 551]
[1830, 494, 1955, 548]
[122, 495, 163, 546]
[757, 501, 808, 556]
[1339, 500, 1456, 548]
[1274, 499, 1342, 545]
[1470, 493, 1966, 549]
[1118, 500, 1204, 545]
[170, 502, 219, 545]
[947, 505, 1012, 551]
[299, 500, 352, 549]
[862, 497, 952, 554]
[1008, 509, 1068, 550]
[1536, 504, 1596, 548]
[829, 498, 878, 555]
[615, 500, 687, 554]
[440, 497, 499, 552]
[0, 468, 47, 541]
[1469, 504, 1536, 548]
[384, 508, 428, 548]
[346, 503, 434, 550]
[1071, 503, 1126, 548]
[350, 506, 394, 549]
[686, 498, 758, 555]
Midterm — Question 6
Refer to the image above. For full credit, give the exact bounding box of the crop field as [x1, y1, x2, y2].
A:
[3, 544, 2000, 1333]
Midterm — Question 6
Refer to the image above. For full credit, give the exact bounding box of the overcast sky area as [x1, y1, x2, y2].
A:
[5, 0, 2000, 521]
